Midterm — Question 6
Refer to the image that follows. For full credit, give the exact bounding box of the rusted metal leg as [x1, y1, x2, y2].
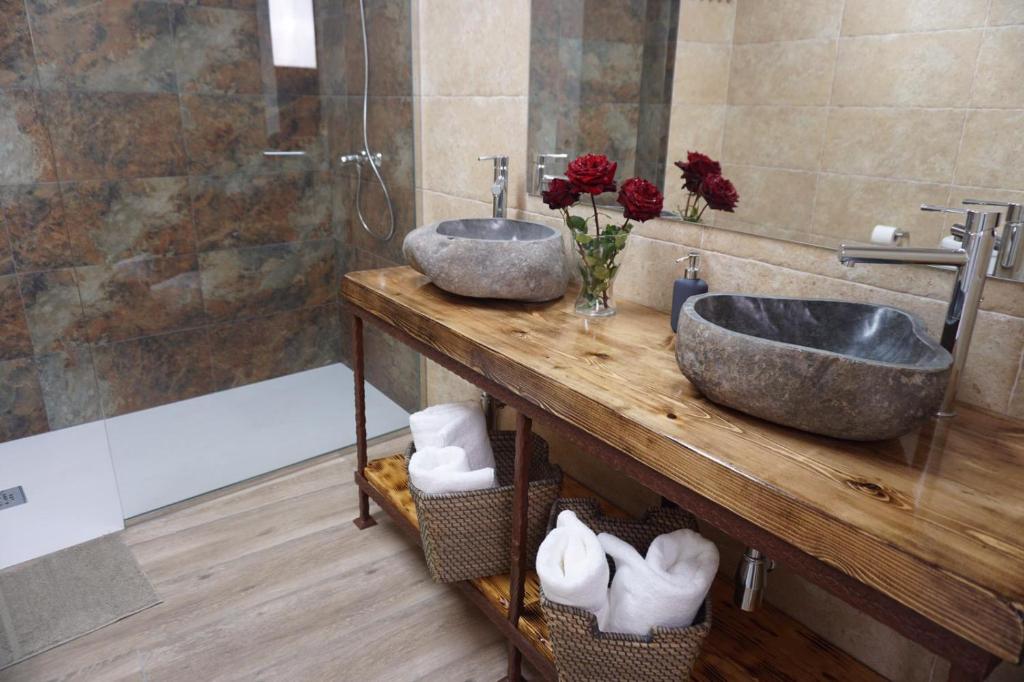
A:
[946, 651, 1000, 682]
[505, 412, 534, 682]
[352, 314, 376, 530]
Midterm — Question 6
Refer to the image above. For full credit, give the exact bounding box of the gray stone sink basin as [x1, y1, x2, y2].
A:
[675, 293, 953, 441]
[402, 218, 568, 302]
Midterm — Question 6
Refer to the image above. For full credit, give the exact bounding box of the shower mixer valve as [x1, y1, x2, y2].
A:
[340, 150, 383, 166]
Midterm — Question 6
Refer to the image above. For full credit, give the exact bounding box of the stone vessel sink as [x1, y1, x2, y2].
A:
[675, 294, 953, 441]
[403, 218, 568, 302]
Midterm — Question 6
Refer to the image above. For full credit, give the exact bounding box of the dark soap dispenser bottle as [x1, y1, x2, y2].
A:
[671, 252, 708, 332]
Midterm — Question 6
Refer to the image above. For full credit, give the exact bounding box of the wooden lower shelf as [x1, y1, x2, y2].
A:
[364, 454, 884, 681]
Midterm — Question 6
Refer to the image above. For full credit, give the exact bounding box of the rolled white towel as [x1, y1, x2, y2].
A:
[408, 445, 496, 495]
[537, 510, 610, 628]
[598, 529, 718, 636]
[409, 402, 496, 471]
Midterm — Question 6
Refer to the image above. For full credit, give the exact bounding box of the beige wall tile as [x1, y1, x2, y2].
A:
[821, 108, 964, 183]
[832, 31, 982, 108]
[727, 40, 836, 106]
[722, 105, 828, 171]
[677, 0, 736, 43]
[418, 1, 530, 96]
[972, 27, 1024, 109]
[672, 42, 732, 105]
[425, 357, 479, 405]
[733, 0, 843, 43]
[956, 311, 1024, 412]
[811, 174, 951, 246]
[614, 234, 691, 313]
[420, 188, 493, 223]
[955, 109, 1024, 189]
[1009, 355, 1024, 419]
[631, 216, 704, 250]
[418, 95, 528, 203]
[715, 164, 817, 234]
[989, 0, 1024, 27]
[663, 104, 725, 212]
[842, 0, 990, 35]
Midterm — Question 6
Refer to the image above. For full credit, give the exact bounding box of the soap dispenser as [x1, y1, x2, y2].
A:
[671, 252, 708, 332]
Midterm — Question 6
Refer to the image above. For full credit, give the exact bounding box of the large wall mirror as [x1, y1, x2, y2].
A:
[527, 0, 1024, 283]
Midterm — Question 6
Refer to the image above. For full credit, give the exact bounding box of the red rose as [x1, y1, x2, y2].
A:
[617, 177, 663, 222]
[699, 173, 739, 212]
[675, 151, 721, 193]
[567, 153, 617, 195]
[541, 178, 580, 210]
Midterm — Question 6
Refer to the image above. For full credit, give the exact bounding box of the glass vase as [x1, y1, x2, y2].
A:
[573, 233, 628, 317]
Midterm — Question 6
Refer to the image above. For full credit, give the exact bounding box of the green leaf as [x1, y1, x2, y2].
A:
[574, 232, 592, 244]
[567, 215, 587, 232]
[592, 264, 609, 280]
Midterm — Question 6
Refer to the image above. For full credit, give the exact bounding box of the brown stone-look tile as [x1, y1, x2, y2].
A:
[43, 91, 187, 182]
[316, 11, 348, 96]
[200, 238, 335, 321]
[0, 357, 49, 442]
[582, 0, 646, 43]
[0, 274, 33, 360]
[209, 303, 341, 390]
[181, 93, 326, 175]
[62, 177, 195, 264]
[580, 40, 643, 105]
[36, 345, 101, 429]
[76, 254, 204, 344]
[347, 179, 416, 265]
[18, 268, 84, 354]
[30, 0, 176, 93]
[0, 91, 58, 184]
[0, 183, 76, 271]
[92, 328, 214, 417]
[165, 0, 257, 9]
[172, 5, 261, 94]
[190, 171, 331, 250]
[0, 228, 13, 275]
[0, 0, 37, 88]
[365, 323, 420, 412]
[342, 0, 412, 97]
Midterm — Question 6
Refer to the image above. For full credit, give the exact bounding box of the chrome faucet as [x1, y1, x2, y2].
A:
[963, 198, 1023, 279]
[478, 155, 509, 218]
[838, 205, 1002, 417]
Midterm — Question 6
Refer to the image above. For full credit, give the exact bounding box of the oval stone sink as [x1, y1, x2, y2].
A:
[675, 293, 953, 441]
[403, 218, 568, 302]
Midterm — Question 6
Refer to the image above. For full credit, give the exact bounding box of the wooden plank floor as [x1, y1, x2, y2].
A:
[0, 435, 511, 682]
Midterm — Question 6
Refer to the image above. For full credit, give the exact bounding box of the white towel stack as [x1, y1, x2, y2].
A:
[407, 445, 496, 494]
[407, 402, 497, 494]
[409, 401, 495, 470]
[598, 529, 718, 636]
[537, 517, 718, 637]
[535, 510, 611, 628]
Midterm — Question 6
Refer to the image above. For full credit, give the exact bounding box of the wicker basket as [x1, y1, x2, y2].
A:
[405, 431, 562, 583]
[541, 498, 712, 682]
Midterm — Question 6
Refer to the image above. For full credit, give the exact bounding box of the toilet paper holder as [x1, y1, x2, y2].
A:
[870, 225, 910, 246]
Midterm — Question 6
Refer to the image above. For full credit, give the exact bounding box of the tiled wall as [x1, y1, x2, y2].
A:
[0, 0, 419, 444]
[666, 0, 1024, 253]
[413, 2, 1024, 679]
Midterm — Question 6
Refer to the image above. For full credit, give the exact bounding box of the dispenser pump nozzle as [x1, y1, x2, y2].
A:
[677, 252, 701, 280]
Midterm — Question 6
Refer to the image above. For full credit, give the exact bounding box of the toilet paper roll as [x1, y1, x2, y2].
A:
[940, 236, 962, 251]
[871, 225, 903, 244]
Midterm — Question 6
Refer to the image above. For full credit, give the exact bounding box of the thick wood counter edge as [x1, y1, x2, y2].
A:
[341, 268, 1024, 664]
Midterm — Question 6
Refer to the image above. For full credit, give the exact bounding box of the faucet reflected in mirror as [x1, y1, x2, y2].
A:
[838, 205, 1002, 418]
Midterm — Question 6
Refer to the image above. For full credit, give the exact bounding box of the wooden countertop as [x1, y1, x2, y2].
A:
[342, 267, 1024, 663]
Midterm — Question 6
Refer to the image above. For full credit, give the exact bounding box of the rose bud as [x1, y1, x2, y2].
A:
[699, 173, 739, 212]
[541, 178, 580, 210]
[675, 151, 721, 193]
[617, 177, 664, 222]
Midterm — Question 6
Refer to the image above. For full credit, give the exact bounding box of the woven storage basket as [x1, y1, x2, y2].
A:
[405, 431, 561, 584]
[541, 498, 712, 682]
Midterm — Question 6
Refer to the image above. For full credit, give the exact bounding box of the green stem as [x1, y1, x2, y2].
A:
[590, 194, 601, 237]
[696, 200, 709, 222]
